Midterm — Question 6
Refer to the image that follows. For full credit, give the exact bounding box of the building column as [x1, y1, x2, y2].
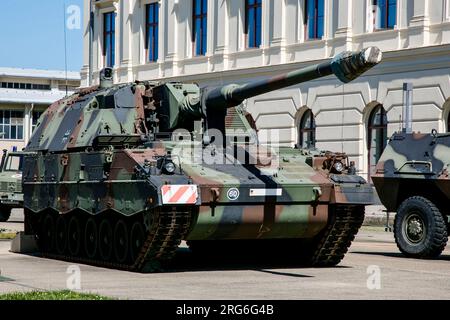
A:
[24, 104, 32, 146]
[158, 0, 167, 77]
[263, 0, 285, 65]
[335, 0, 352, 34]
[446, 0, 450, 21]
[409, 0, 430, 46]
[324, 0, 333, 40]
[410, 0, 430, 26]
[334, 0, 353, 51]
[116, 0, 133, 83]
[163, 0, 179, 77]
[262, 0, 271, 65]
[207, 0, 216, 72]
[297, 0, 306, 43]
[81, 0, 91, 87]
[93, 5, 100, 84]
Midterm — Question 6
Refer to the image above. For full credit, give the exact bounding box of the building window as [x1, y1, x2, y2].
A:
[299, 109, 316, 148]
[0, 110, 24, 140]
[305, 0, 324, 40]
[103, 12, 116, 68]
[192, 0, 207, 56]
[373, 0, 396, 29]
[0, 82, 50, 90]
[368, 105, 388, 178]
[32, 111, 43, 133]
[245, 0, 262, 48]
[447, 112, 450, 132]
[146, 3, 159, 62]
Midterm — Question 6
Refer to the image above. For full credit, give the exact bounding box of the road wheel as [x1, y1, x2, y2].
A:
[67, 216, 82, 256]
[99, 219, 113, 261]
[0, 206, 12, 222]
[55, 215, 67, 254]
[395, 196, 448, 258]
[41, 214, 56, 253]
[114, 219, 129, 264]
[84, 217, 98, 259]
[130, 221, 145, 263]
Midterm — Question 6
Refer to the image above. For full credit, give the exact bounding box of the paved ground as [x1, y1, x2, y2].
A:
[0, 211, 449, 300]
[0, 209, 23, 233]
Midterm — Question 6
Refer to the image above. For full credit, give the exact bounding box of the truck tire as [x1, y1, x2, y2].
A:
[394, 196, 448, 258]
[0, 206, 12, 222]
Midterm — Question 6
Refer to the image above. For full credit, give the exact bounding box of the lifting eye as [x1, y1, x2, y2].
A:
[156, 156, 176, 175]
[333, 161, 344, 173]
[163, 161, 176, 174]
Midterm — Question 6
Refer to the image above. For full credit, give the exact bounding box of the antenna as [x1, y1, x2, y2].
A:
[63, 1, 68, 97]
[402, 83, 413, 133]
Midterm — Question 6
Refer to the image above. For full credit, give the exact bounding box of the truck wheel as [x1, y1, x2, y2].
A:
[0, 206, 12, 222]
[394, 196, 448, 258]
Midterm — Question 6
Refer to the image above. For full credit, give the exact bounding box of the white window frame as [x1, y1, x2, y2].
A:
[0, 110, 24, 141]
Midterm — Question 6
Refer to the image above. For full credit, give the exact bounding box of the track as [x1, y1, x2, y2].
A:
[310, 205, 365, 267]
[29, 205, 363, 270]
[32, 208, 192, 272]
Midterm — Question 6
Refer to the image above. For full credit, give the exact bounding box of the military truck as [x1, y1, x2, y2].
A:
[21, 47, 381, 271]
[0, 150, 27, 222]
[372, 130, 449, 258]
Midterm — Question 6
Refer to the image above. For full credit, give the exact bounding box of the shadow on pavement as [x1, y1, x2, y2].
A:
[16, 248, 352, 276]
[161, 247, 352, 275]
[352, 251, 450, 261]
[11, 240, 353, 276]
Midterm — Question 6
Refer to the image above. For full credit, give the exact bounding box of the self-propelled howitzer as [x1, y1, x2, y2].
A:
[22, 47, 381, 271]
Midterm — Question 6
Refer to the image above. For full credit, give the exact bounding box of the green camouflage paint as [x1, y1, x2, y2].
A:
[22, 48, 382, 271]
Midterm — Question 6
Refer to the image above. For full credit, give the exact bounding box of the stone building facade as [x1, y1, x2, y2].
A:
[81, 0, 450, 179]
[0, 68, 80, 151]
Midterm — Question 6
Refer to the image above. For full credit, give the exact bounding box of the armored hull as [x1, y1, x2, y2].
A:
[372, 131, 449, 258]
[0, 151, 29, 222]
[22, 48, 381, 271]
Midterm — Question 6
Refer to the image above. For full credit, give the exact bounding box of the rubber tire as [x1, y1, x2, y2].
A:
[99, 219, 113, 261]
[41, 214, 56, 253]
[84, 218, 98, 259]
[114, 220, 129, 264]
[55, 216, 68, 255]
[0, 206, 12, 222]
[67, 216, 82, 256]
[394, 196, 448, 258]
[130, 221, 145, 263]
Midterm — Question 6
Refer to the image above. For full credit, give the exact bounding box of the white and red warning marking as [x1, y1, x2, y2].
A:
[161, 185, 199, 205]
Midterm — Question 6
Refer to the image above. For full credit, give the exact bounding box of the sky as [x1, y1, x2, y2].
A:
[0, 0, 84, 72]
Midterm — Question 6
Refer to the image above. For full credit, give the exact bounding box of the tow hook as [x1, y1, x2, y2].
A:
[313, 187, 322, 201]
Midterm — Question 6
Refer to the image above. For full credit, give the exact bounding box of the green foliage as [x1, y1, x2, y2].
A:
[0, 232, 16, 239]
[0, 290, 113, 300]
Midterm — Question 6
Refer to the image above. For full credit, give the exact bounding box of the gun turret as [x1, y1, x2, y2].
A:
[26, 47, 382, 153]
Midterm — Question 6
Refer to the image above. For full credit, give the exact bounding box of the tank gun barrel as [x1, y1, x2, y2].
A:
[203, 47, 382, 111]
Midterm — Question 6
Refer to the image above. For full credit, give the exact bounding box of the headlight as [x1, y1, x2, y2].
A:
[333, 161, 344, 173]
[164, 161, 176, 174]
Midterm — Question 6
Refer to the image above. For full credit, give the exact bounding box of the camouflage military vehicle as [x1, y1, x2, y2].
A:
[0, 150, 27, 222]
[372, 130, 449, 258]
[22, 47, 381, 271]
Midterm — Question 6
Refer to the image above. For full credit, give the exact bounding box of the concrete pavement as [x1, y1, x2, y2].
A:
[0, 209, 24, 234]
[1, 220, 449, 299]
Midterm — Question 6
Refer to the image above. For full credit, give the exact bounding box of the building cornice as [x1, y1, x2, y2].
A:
[130, 44, 450, 84]
[0, 68, 81, 81]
